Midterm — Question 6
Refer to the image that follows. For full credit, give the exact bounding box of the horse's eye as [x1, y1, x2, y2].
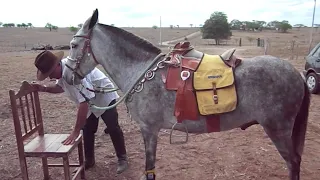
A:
[71, 44, 77, 49]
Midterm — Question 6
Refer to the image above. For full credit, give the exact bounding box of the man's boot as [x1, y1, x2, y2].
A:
[109, 128, 128, 174]
[117, 154, 128, 174]
[83, 130, 96, 170]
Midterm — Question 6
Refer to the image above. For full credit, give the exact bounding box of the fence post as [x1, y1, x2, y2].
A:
[290, 40, 295, 60]
[264, 38, 269, 55]
[295, 44, 299, 60]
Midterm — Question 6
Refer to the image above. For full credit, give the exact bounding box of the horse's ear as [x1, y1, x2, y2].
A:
[89, 9, 98, 30]
[83, 9, 98, 31]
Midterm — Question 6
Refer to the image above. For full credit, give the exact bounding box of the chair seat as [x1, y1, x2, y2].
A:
[24, 134, 82, 157]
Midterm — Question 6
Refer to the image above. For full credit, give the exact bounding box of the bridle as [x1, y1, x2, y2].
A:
[66, 29, 99, 80]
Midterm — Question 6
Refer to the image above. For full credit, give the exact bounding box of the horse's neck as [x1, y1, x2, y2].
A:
[92, 26, 162, 93]
[97, 46, 159, 93]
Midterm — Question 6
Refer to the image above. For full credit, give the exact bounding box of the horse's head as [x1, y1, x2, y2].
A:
[63, 9, 100, 85]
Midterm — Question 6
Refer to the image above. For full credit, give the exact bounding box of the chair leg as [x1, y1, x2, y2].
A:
[78, 140, 85, 179]
[19, 157, 29, 180]
[42, 157, 49, 180]
[63, 156, 70, 180]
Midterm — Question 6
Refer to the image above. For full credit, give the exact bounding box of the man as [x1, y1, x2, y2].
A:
[31, 50, 128, 174]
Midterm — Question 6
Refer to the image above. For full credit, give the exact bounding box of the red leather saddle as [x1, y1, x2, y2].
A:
[163, 42, 201, 122]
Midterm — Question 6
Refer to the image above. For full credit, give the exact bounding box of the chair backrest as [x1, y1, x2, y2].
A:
[9, 81, 44, 150]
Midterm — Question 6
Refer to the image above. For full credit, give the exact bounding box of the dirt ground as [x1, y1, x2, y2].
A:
[0, 27, 320, 180]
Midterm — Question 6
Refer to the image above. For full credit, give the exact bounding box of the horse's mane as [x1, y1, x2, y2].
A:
[97, 23, 162, 55]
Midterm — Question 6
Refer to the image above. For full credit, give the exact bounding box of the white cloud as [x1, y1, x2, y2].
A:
[0, 0, 319, 27]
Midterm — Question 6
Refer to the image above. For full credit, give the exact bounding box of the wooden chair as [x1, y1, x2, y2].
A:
[9, 81, 85, 180]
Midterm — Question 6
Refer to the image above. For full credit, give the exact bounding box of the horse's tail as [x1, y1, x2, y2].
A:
[292, 81, 310, 157]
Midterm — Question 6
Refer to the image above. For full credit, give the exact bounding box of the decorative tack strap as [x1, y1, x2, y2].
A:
[85, 53, 166, 110]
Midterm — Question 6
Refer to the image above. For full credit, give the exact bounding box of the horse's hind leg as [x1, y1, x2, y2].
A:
[263, 125, 301, 180]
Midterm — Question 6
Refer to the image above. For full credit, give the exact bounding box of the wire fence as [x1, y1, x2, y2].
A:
[186, 36, 319, 60]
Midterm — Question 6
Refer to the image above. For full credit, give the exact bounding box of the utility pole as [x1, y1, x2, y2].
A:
[309, 0, 317, 52]
[160, 16, 162, 46]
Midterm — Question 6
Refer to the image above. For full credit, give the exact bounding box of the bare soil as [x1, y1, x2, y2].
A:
[0, 27, 320, 180]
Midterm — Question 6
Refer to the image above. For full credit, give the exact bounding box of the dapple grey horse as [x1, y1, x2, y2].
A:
[62, 9, 310, 180]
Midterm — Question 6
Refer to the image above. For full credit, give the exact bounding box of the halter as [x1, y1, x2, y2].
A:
[65, 29, 99, 79]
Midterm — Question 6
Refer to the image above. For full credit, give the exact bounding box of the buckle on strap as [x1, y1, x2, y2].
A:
[212, 82, 218, 104]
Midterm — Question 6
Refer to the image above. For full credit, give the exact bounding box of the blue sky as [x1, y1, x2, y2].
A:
[1, 0, 319, 27]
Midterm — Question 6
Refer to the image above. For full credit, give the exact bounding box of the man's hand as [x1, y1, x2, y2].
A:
[30, 82, 64, 94]
[30, 83, 46, 92]
[62, 130, 80, 145]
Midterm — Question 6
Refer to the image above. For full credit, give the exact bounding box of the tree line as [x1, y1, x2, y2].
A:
[0, 22, 33, 28]
[229, 19, 294, 32]
[200, 11, 310, 45]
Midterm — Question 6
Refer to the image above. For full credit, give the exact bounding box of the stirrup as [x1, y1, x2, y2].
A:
[169, 122, 189, 144]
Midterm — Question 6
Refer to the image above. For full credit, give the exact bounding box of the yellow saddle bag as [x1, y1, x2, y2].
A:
[193, 54, 237, 115]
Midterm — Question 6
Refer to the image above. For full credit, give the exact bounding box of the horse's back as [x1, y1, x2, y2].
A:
[219, 55, 305, 129]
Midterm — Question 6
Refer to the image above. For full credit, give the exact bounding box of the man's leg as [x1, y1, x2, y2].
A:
[82, 113, 99, 170]
[101, 99, 128, 174]
[104, 126, 109, 134]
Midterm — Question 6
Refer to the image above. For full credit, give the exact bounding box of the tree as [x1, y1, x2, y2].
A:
[230, 19, 242, 30]
[0, 22, 2, 27]
[267, 20, 280, 29]
[294, 24, 306, 31]
[45, 23, 52, 31]
[254, 20, 266, 28]
[52, 26, 58, 31]
[201, 11, 232, 45]
[278, 20, 292, 33]
[45, 23, 58, 31]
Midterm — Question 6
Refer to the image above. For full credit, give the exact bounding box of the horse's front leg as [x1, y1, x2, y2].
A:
[140, 126, 160, 180]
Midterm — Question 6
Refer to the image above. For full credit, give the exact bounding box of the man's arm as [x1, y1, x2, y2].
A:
[32, 83, 64, 94]
[44, 84, 64, 94]
[74, 102, 89, 132]
[62, 101, 89, 145]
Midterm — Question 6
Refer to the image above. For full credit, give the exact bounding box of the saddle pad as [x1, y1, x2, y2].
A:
[193, 54, 237, 115]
